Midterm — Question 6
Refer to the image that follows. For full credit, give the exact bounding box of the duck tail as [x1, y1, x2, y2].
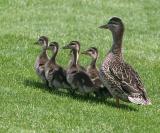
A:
[128, 96, 152, 105]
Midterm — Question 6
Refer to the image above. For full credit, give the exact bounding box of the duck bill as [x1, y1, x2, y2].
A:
[34, 41, 39, 44]
[99, 24, 108, 29]
[62, 45, 70, 49]
[47, 46, 51, 49]
[81, 51, 88, 55]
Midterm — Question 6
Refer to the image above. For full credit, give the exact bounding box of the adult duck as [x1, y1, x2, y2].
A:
[99, 17, 151, 106]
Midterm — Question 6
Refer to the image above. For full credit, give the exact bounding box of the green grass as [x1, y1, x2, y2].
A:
[0, 0, 160, 132]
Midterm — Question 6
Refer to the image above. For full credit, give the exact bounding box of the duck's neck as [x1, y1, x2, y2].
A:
[90, 58, 97, 68]
[70, 50, 79, 68]
[50, 50, 58, 64]
[110, 30, 123, 55]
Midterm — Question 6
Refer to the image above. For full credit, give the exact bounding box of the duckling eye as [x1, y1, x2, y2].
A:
[53, 46, 56, 49]
[39, 39, 44, 42]
[70, 43, 75, 46]
[49, 44, 54, 47]
[91, 51, 95, 54]
[88, 50, 92, 53]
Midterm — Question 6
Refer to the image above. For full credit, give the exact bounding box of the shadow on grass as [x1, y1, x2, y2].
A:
[24, 79, 138, 112]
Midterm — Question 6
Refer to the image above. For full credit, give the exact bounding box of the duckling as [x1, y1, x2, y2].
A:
[62, 41, 98, 95]
[34, 36, 49, 86]
[81, 47, 111, 98]
[99, 17, 151, 106]
[45, 42, 70, 89]
[81, 47, 100, 84]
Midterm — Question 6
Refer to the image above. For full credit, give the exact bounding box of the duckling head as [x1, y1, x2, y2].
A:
[35, 36, 48, 49]
[99, 17, 124, 34]
[62, 41, 80, 53]
[81, 47, 98, 59]
[48, 42, 59, 53]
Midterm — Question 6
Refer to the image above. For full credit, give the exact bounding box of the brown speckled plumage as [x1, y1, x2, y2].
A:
[99, 17, 151, 106]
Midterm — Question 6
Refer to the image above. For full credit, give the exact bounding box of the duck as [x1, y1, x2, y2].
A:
[99, 17, 151, 106]
[81, 47, 112, 98]
[62, 41, 98, 95]
[34, 36, 49, 86]
[45, 42, 70, 89]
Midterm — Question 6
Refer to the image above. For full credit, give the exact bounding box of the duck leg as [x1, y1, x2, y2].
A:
[68, 88, 75, 95]
[44, 80, 50, 88]
[85, 93, 91, 98]
[116, 97, 119, 107]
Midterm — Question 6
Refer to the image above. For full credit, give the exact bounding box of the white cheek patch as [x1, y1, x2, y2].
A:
[53, 47, 57, 53]
[92, 54, 97, 59]
[44, 41, 48, 47]
[76, 51, 79, 65]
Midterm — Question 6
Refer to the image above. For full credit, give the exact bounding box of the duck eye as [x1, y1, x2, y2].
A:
[109, 21, 117, 25]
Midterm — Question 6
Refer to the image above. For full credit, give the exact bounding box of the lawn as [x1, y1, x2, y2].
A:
[0, 0, 160, 132]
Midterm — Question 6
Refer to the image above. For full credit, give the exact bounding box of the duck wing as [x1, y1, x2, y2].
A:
[109, 62, 151, 105]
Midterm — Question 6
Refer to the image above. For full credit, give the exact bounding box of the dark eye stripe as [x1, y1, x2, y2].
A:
[109, 21, 117, 25]
[39, 39, 44, 41]
[49, 44, 55, 47]
[88, 49, 92, 52]
[70, 43, 75, 46]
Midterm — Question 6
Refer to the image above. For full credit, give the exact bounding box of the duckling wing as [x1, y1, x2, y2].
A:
[93, 77, 103, 87]
[109, 62, 151, 105]
[88, 68, 102, 87]
[73, 71, 94, 87]
[50, 67, 66, 81]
